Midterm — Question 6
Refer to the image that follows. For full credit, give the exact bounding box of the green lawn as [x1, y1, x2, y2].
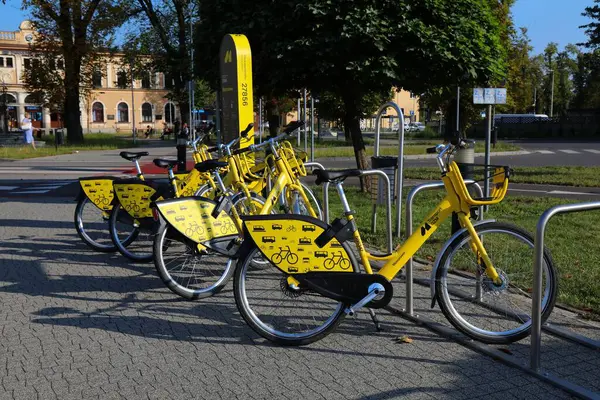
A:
[325, 186, 600, 315]
[0, 133, 139, 160]
[314, 141, 520, 158]
[405, 166, 600, 188]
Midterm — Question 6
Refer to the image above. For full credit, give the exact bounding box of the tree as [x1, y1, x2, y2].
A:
[125, 0, 194, 125]
[197, 0, 505, 180]
[581, 0, 600, 49]
[24, 0, 132, 143]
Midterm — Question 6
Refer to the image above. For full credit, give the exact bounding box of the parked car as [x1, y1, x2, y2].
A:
[407, 122, 426, 132]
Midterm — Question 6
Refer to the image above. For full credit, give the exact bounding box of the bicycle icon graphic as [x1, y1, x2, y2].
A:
[220, 220, 235, 234]
[185, 222, 205, 237]
[324, 251, 350, 270]
[271, 246, 298, 265]
[286, 225, 297, 233]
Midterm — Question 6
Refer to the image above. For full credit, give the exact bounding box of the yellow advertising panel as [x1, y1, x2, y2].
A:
[155, 197, 238, 244]
[113, 181, 157, 219]
[244, 216, 352, 275]
[219, 34, 254, 149]
[80, 178, 115, 212]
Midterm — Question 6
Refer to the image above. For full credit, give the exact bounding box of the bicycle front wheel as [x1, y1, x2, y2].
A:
[234, 245, 358, 346]
[153, 224, 234, 300]
[435, 222, 557, 344]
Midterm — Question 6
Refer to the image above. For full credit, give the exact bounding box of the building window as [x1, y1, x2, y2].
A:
[92, 102, 104, 122]
[23, 58, 31, 69]
[117, 71, 128, 89]
[141, 74, 151, 89]
[0, 93, 16, 104]
[0, 58, 3, 67]
[409, 92, 415, 99]
[92, 70, 102, 88]
[6, 58, 12, 68]
[57, 59, 64, 69]
[117, 102, 129, 123]
[141, 103, 152, 122]
[164, 103, 175, 123]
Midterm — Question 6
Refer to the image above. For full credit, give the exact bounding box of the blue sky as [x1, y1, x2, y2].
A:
[0, 0, 595, 55]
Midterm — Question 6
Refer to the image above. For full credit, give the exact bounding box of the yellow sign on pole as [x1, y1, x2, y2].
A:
[219, 34, 254, 149]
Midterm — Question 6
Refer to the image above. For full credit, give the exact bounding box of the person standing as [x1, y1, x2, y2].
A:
[21, 112, 36, 150]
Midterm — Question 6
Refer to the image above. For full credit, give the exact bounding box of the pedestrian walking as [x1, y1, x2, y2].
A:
[21, 112, 36, 150]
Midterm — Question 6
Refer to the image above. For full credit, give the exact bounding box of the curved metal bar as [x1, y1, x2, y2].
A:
[373, 101, 405, 238]
[304, 162, 328, 223]
[360, 169, 392, 253]
[404, 180, 481, 315]
[531, 201, 600, 372]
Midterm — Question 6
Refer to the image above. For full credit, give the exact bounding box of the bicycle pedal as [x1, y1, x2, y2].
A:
[345, 283, 385, 317]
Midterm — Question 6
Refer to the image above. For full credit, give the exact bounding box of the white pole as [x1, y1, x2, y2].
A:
[258, 98, 263, 143]
[456, 86, 460, 132]
[310, 97, 315, 162]
[297, 98, 301, 147]
[303, 89, 307, 152]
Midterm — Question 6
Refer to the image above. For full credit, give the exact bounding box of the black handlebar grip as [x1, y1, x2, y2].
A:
[206, 146, 219, 153]
[232, 147, 252, 155]
[240, 123, 254, 138]
[426, 146, 438, 154]
[283, 120, 305, 135]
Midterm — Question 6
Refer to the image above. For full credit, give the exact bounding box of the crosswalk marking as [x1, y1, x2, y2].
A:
[584, 149, 600, 154]
[11, 190, 52, 194]
[536, 150, 554, 154]
[0, 186, 18, 190]
[559, 149, 580, 154]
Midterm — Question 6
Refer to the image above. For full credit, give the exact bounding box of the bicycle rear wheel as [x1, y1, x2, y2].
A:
[234, 244, 358, 346]
[108, 204, 154, 262]
[153, 224, 234, 299]
[435, 222, 557, 344]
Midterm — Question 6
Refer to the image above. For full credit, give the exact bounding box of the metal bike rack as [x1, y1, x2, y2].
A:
[321, 171, 393, 254]
[372, 101, 405, 238]
[404, 180, 483, 315]
[304, 162, 328, 223]
[530, 201, 600, 399]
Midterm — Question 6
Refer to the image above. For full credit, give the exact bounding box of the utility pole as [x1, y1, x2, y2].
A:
[456, 86, 460, 132]
[188, 3, 195, 140]
[550, 70, 555, 118]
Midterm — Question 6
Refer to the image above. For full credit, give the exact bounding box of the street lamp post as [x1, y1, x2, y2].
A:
[129, 57, 136, 144]
[0, 81, 8, 134]
[550, 70, 555, 118]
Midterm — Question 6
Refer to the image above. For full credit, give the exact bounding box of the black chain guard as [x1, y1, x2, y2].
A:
[294, 272, 394, 309]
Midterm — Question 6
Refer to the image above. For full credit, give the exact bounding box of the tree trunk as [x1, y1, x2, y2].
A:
[343, 98, 370, 192]
[63, 58, 84, 143]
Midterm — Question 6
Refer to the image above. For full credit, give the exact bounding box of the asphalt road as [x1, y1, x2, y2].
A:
[0, 140, 599, 200]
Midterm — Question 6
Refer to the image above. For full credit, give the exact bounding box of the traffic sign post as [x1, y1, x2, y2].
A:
[473, 88, 507, 199]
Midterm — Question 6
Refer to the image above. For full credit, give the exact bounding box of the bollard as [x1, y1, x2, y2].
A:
[452, 139, 475, 234]
[176, 135, 187, 172]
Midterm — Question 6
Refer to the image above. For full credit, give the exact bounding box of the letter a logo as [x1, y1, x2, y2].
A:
[224, 50, 232, 63]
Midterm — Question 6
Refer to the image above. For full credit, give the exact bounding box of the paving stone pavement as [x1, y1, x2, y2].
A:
[0, 198, 576, 400]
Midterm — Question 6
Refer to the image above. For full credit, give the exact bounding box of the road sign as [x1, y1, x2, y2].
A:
[409, 110, 415, 116]
[473, 88, 507, 105]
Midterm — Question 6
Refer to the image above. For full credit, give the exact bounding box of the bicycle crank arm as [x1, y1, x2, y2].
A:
[345, 283, 385, 316]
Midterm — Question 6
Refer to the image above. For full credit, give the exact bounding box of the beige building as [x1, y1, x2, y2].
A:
[0, 21, 180, 135]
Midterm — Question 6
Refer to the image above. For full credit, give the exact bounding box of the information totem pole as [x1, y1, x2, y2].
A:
[219, 34, 254, 149]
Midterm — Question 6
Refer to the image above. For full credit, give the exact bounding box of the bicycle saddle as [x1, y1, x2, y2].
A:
[120, 151, 149, 161]
[313, 169, 362, 185]
[194, 160, 227, 173]
[153, 158, 179, 169]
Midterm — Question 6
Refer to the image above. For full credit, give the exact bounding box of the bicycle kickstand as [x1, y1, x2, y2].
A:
[368, 308, 383, 332]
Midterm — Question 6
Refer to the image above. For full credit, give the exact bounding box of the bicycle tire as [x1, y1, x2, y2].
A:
[435, 221, 557, 344]
[108, 203, 154, 263]
[74, 196, 116, 252]
[233, 241, 359, 346]
[153, 224, 235, 300]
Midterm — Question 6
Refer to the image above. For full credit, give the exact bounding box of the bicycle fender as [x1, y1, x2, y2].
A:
[430, 219, 496, 309]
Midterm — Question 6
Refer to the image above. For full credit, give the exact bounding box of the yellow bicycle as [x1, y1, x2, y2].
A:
[152, 121, 322, 299]
[232, 137, 558, 345]
[107, 134, 216, 261]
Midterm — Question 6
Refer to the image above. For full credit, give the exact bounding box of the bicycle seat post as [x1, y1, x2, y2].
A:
[212, 169, 228, 193]
[134, 159, 143, 178]
[335, 182, 352, 215]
